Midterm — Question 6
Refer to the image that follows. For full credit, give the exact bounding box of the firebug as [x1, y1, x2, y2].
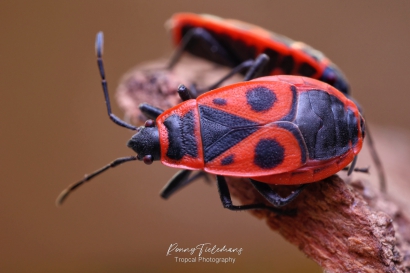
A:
[167, 13, 350, 95]
[57, 32, 365, 211]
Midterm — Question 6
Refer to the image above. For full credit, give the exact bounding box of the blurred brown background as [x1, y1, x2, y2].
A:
[1, 1, 410, 272]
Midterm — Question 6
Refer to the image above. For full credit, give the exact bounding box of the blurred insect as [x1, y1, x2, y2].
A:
[167, 13, 349, 94]
[57, 32, 367, 211]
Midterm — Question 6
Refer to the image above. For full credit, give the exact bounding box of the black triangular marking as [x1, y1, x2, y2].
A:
[199, 105, 259, 163]
[199, 105, 258, 127]
[200, 118, 231, 149]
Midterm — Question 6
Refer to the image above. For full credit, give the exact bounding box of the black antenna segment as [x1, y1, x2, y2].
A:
[95, 32, 137, 130]
[56, 156, 138, 206]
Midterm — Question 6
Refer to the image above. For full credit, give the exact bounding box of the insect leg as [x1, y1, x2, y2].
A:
[243, 53, 270, 81]
[168, 27, 236, 70]
[177, 84, 193, 101]
[342, 166, 369, 173]
[249, 179, 306, 207]
[185, 60, 255, 98]
[189, 53, 270, 96]
[365, 125, 387, 192]
[169, 28, 269, 93]
[139, 103, 164, 120]
[161, 170, 213, 199]
[346, 96, 386, 192]
[216, 176, 284, 213]
[160, 170, 192, 199]
[347, 155, 358, 176]
[204, 53, 270, 92]
[204, 59, 256, 91]
[179, 83, 203, 100]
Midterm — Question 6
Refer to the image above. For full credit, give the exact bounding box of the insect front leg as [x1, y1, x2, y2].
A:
[160, 170, 211, 199]
[139, 103, 164, 120]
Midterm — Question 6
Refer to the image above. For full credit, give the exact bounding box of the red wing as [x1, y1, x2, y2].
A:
[251, 149, 356, 185]
[197, 80, 297, 124]
[203, 122, 306, 177]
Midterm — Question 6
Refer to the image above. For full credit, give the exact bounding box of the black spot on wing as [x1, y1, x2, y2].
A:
[221, 154, 234, 165]
[254, 139, 284, 169]
[199, 105, 259, 163]
[212, 98, 227, 106]
[246, 86, 276, 112]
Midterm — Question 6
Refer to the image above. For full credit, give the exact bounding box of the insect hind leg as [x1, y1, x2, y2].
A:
[206, 53, 270, 91]
[192, 53, 270, 96]
[217, 176, 292, 214]
[168, 27, 237, 70]
[250, 179, 306, 207]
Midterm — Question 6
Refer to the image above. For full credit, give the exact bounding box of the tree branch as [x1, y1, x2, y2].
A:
[116, 56, 410, 273]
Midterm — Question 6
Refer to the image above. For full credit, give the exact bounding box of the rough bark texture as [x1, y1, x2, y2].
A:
[228, 177, 410, 273]
[116, 56, 410, 273]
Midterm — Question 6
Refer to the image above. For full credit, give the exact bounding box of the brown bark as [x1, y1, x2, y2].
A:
[116, 56, 410, 273]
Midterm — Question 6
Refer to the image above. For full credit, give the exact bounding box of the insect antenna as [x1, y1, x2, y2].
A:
[95, 32, 137, 131]
[56, 156, 138, 206]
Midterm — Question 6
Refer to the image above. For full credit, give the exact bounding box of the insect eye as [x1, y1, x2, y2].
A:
[143, 155, 153, 165]
[144, 119, 155, 127]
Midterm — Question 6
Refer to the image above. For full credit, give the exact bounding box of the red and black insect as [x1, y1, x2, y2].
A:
[57, 33, 365, 211]
[166, 13, 386, 192]
[167, 13, 350, 95]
